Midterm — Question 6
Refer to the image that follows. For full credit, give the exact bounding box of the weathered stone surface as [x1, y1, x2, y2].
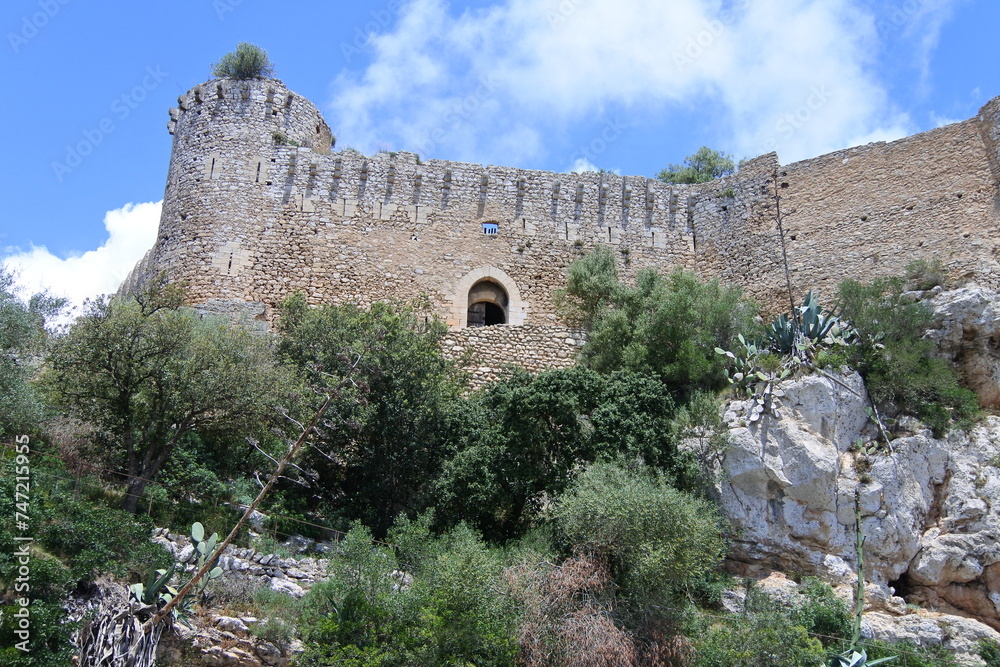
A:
[721, 371, 867, 575]
[177, 544, 195, 564]
[927, 285, 1000, 408]
[123, 76, 1000, 387]
[268, 577, 305, 598]
[866, 611, 1000, 665]
[718, 366, 1000, 657]
[216, 615, 250, 635]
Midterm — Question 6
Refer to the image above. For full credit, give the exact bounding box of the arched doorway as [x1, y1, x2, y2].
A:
[449, 266, 527, 329]
[467, 279, 508, 327]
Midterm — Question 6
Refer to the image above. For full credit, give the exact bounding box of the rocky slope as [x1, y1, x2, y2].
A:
[134, 285, 1000, 665]
[718, 366, 1000, 663]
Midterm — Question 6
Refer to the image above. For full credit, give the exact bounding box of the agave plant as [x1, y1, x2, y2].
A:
[799, 291, 840, 341]
[767, 291, 856, 358]
[767, 312, 797, 354]
[716, 335, 790, 422]
[829, 648, 897, 666]
[78, 522, 225, 666]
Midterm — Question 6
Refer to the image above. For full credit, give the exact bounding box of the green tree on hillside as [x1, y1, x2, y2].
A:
[657, 146, 735, 184]
[44, 283, 296, 513]
[0, 267, 63, 437]
[277, 295, 463, 535]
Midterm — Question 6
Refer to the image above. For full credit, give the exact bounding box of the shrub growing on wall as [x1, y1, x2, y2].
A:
[211, 42, 275, 79]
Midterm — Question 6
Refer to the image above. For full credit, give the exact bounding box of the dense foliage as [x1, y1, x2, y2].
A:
[553, 462, 726, 600]
[556, 246, 759, 399]
[297, 518, 516, 666]
[0, 450, 171, 666]
[435, 366, 705, 541]
[0, 268, 62, 438]
[211, 42, 275, 79]
[44, 284, 296, 513]
[835, 276, 979, 435]
[657, 146, 736, 184]
[277, 295, 464, 535]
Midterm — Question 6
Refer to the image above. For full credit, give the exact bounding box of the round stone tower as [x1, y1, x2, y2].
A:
[131, 77, 332, 311]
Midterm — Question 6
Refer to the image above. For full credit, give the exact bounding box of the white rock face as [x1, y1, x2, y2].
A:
[926, 284, 1000, 408]
[719, 368, 1000, 660]
[721, 370, 869, 575]
[865, 611, 1000, 665]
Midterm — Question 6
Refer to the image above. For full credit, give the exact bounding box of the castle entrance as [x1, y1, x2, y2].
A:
[467, 280, 508, 327]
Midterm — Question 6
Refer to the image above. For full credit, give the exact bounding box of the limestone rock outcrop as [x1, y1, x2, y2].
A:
[718, 369, 1000, 662]
[927, 285, 1000, 408]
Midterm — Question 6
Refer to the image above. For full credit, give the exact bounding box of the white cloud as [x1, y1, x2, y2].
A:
[930, 111, 961, 127]
[3, 201, 160, 313]
[896, 0, 964, 95]
[568, 157, 599, 173]
[327, 0, 925, 166]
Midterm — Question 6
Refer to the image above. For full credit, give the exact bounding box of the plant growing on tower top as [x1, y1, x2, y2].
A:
[211, 42, 275, 79]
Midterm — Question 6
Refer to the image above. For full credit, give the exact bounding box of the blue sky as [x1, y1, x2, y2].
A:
[2, 0, 998, 309]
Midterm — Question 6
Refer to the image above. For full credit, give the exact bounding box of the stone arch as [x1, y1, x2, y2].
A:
[449, 266, 527, 329]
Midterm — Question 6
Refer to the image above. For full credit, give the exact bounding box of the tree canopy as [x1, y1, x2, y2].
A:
[0, 267, 63, 438]
[657, 146, 736, 184]
[44, 284, 296, 513]
[276, 295, 464, 535]
[433, 364, 713, 542]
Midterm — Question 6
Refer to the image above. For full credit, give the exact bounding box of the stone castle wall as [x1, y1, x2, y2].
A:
[125, 77, 1000, 379]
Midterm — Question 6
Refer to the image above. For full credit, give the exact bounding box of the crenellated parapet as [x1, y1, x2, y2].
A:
[125, 75, 1000, 365]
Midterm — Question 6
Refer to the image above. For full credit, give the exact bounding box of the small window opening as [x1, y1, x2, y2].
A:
[482, 222, 498, 235]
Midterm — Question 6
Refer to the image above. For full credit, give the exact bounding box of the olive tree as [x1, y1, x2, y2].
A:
[211, 42, 275, 79]
[44, 286, 296, 513]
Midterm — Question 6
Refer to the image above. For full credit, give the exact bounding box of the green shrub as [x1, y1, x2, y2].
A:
[837, 277, 980, 436]
[793, 578, 852, 647]
[905, 258, 949, 291]
[297, 520, 516, 666]
[690, 586, 826, 666]
[435, 366, 703, 542]
[0, 450, 172, 664]
[556, 248, 759, 399]
[278, 297, 462, 536]
[553, 462, 726, 600]
[695, 620, 825, 666]
[211, 42, 275, 79]
[979, 638, 1000, 666]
